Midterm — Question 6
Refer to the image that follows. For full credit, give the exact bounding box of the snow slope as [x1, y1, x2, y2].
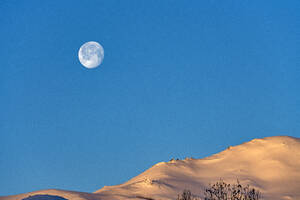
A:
[1, 136, 300, 200]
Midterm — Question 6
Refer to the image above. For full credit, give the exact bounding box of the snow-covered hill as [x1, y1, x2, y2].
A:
[2, 136, 300, 200]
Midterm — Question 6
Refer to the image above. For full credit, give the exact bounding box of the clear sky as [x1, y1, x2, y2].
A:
[1, 0, 300, 196]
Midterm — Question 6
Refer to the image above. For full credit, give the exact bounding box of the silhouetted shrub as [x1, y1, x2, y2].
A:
[177, 189, 193, 200]
[177, 189, 201, 200]
[204, 180, 261, 200]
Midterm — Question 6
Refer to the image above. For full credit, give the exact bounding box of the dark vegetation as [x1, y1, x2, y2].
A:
[177, 180, 261, 200]
[22, 195, 68, 200]
[176, 189, 196, 200]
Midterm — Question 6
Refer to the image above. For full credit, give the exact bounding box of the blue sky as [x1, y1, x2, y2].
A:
[1, 0, 300, 196]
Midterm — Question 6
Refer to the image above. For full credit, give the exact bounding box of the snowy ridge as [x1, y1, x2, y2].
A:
[1, 136, 300, 200]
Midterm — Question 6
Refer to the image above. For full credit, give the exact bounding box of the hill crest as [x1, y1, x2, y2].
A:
[1, 136, 300, 200]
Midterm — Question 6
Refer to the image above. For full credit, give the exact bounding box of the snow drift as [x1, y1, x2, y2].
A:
[1, 136, 300, 200]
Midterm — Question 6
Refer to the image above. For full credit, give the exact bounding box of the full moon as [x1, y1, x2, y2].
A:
[78, 41, 104, 69]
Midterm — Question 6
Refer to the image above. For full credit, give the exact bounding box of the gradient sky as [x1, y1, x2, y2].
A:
[1, 0, 300, 196]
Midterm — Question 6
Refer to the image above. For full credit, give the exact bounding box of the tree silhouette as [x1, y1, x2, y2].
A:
[204, 180, 261, 200]
[177, 189, 193, 200]
[176, 180, 261, 200]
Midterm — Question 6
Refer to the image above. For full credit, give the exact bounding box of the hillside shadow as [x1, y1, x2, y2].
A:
[22, 195, 68, 200]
